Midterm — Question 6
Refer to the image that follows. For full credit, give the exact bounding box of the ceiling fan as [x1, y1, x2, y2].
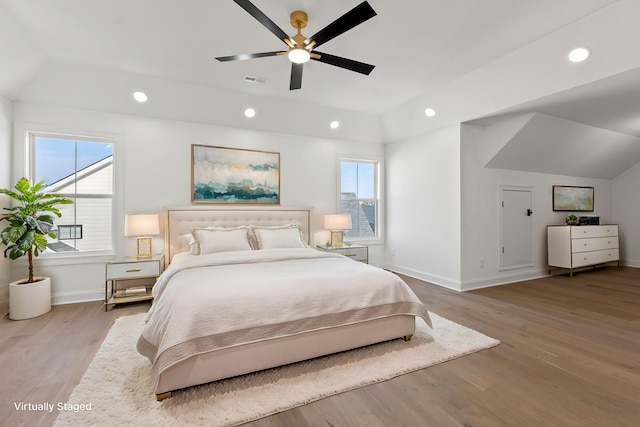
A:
[216, 0, 377, 90]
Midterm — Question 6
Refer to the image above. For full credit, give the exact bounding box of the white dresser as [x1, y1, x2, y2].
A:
[547, 225, 620, 276]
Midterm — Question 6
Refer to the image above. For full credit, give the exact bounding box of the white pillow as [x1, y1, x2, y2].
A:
[251, 224, 307, 249]
[193, 227, 252, 254]
[182, 233, 199, 255]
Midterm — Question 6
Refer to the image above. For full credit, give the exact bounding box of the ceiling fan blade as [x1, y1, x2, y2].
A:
[232, 0, 291, 45]
[312, 51, 375, 75]
[216, 51, 284, 62]
[305, 1, 376, 48]
[290, 63, 303, 90]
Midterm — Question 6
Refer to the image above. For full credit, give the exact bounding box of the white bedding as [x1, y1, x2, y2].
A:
[137, 248, 431, 391]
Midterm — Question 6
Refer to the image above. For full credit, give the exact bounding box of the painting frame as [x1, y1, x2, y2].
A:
[191, 145, 280, 204]
[552, 185, 594, 212]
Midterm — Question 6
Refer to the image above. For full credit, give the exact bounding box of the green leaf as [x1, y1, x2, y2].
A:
[6, 225, 27, 243]
[17, 229, 36, 251]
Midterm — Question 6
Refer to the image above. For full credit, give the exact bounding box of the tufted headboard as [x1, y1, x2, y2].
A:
[165, 206, 311, 262]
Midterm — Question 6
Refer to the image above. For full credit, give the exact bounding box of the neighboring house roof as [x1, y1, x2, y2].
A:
[341, 192, 375, 238]
[46, 241, 77, 253]
[45, 155, 113, 193]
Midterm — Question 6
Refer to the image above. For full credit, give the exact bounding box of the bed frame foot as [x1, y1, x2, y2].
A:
[156, 392, 172, 401]
[403, 334, 413, 342]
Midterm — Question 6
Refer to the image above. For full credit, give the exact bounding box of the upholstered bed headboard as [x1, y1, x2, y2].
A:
[165, 207, 311, 262]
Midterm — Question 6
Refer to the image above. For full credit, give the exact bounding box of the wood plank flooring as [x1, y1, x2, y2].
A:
[1, 266, 639, 426]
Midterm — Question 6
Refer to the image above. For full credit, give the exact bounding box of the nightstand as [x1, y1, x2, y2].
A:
[316, 244, 368, 263]
[105, 254, 164, 311]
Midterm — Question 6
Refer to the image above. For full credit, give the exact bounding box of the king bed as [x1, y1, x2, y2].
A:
[137, 207, 431, 400]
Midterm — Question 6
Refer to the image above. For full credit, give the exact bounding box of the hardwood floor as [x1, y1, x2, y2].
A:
[1, 267, 639, 426]
[0, 300, 149, 427]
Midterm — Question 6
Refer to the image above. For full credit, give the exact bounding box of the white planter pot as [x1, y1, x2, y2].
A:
[9, 277, 52, 320]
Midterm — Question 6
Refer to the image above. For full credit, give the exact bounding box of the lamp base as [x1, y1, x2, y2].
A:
[136, 237, 153, 257]
[328, 230, 344, 247]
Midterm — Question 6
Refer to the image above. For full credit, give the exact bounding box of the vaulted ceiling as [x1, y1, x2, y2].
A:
[2, 0, 640, 176]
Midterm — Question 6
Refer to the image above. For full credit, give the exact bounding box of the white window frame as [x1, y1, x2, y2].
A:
[337, 156, 384, 244]
[16, 126, 121, 262]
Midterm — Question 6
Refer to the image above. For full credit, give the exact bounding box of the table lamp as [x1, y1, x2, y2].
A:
[125, 214, 160, 257]
[324, 214, 352, 247]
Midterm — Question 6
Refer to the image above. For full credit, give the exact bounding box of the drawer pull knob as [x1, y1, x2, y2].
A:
[126, 268, 142, 273]
[345, 253, 357, 257]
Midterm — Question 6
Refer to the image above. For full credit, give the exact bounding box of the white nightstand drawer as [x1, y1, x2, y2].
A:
[316, 244, 368, 263]
[331, 247, 368, 261]
[107, 260, 161, 280]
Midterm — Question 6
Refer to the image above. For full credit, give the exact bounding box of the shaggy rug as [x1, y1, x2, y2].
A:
[54, 312, 499, 427]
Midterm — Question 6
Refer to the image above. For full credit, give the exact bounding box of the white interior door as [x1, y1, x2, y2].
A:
[500, 187, 534, 269]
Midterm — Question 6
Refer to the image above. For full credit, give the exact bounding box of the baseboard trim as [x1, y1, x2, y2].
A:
[381, 263, 462, 291]
[52, 289, 104, 306]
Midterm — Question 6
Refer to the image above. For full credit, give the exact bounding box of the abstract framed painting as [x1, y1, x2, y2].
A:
[191, 145, 280, 204]
[552, 185, 594, 212]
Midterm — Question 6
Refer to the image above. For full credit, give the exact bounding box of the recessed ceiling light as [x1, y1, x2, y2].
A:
[244, 108, 256, 118]
[424, 108, 436, 117]
[568, 47, 590, 63]
[133, 91, 148, 103]
[330, 120, 340, 129]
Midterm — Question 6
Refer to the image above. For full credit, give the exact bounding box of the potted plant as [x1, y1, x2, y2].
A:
[566, 214, 579, 225]
[0, 178, 73, 320]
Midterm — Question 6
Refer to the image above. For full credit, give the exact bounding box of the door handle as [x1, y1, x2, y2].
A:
[526, 209, 533, 216]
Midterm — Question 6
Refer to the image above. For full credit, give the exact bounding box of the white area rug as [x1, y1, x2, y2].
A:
[54, 312, 499, 427]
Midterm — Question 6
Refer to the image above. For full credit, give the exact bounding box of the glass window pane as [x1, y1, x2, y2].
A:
[342, 201, 376, 239]
[341, 161, 358, 198]
[35, 137, 75, 187]
[76, 141, 113, 195]
[357, 163, 375, 199]
[33, 132, 114, 254]
[48, 198, 112, 252]
[340, 159, 378, 240]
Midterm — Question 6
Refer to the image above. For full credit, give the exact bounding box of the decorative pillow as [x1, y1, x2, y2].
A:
[182, 233, 199, 255]
[251, 224, 307, 249]
[192, 227, 252, 254]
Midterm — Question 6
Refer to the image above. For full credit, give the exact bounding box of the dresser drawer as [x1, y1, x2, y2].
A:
[572, 248, 619, 268]
[332, 246, 368, 262]
[571, 225, 618, 238]
[571, 236, 618, 253]
[107, 260, 161, 280]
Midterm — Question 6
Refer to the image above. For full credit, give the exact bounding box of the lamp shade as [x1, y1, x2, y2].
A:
[324, 214, 352, 230]
[124, 214, 160, 236]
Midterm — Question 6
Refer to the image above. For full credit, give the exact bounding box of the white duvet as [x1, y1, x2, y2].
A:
[137, 248, 431, 385]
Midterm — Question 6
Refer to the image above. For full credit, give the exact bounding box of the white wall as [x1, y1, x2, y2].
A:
[11, 102, 384, 304]
[0, 96, 11, 314]
[461, 123, 613, 290]
[612, 162, 640, 267]
[383, 125, 462, 289]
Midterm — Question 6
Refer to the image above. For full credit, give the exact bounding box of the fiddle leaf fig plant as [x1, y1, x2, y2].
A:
[0, 178, 73, 284]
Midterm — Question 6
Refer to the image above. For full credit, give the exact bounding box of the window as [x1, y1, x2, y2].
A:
[29, 133, 114, 254]
[340, 159, 380, 240]
[57, 225, 83, 240]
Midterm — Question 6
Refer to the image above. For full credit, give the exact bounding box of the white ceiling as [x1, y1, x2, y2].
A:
[2, 0, 640, 178]
[1, 0, 621, 114]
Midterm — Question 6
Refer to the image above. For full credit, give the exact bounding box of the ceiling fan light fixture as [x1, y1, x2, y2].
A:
[288, 47, 311, 64]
